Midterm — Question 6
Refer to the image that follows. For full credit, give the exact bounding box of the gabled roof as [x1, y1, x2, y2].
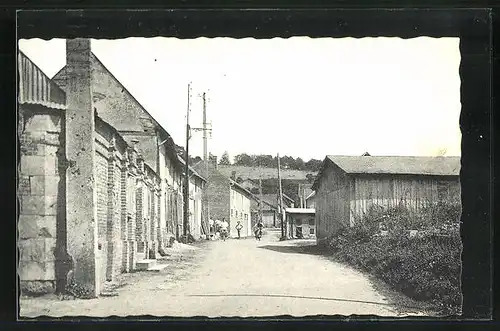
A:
[52, 51, 182, 171]
[312, 155, 461, 190]
[306, 191, 316, 200]
[178, 156, 206, 183]
[229, 179, 259, 201]
[18, 51, 67, 109]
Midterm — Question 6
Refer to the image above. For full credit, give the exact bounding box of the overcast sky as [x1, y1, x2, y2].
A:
[18, 37, 461, 161]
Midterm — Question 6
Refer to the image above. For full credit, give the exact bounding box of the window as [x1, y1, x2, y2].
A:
[236, 210, 238, 217]
[231, 209, 234, 217]
[310, 228, 315, 234]
[308, 218, 314, 226]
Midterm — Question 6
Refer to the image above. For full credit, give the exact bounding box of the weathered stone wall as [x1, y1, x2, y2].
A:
[18, 105, 65, 295]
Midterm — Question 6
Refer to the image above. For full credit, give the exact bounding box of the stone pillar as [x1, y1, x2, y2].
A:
[135, 152, 145, 257]
[120, 150, 129, 272]
[106, 135, 122, 281]
[64, 38, 99, 298]
[125, 146, 138, 271]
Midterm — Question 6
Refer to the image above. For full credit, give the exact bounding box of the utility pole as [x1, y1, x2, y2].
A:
[259, 166, 263, 226]
[191, 91, 213, 237]
[277, 153, 284, 239]
[183, 82, 191, 241]
[203, 92, 210, 236]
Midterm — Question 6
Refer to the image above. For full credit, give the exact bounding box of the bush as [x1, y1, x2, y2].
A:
[327, 201, 462, 315]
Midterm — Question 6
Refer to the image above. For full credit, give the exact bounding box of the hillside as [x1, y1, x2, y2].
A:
[218, 165, 317, 205]
[218, 165, 316, 181]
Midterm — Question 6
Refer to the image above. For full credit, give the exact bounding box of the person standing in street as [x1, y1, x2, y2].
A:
[235, 221, 243, 239]
[220, 218, 229, 241]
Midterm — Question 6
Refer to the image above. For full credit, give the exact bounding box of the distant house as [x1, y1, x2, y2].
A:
[305, 191, 316, 209]
[298, 183, 314, 207]
[250, 194, 281, 228]
[285, 208, 316, 239]
[312, 155, 461, 244]
[218, 165, 316, 181]
[193, 158, 257, 238]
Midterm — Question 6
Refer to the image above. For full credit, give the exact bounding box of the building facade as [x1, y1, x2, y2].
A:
[52, 45, 186, 247]
[18, 39, 195, 298]
[305, 191, 316, 209]
[312, 155, 461, 244]
[285, 208, 316, 239]
[194, 159, 256, 238]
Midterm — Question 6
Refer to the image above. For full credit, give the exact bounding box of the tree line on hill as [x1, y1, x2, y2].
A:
[219, 151, 322, 172]
[175, 145, 323, 173]
[175, 145, 316, 203]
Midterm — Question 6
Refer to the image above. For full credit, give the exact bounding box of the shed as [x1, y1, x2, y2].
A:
[312, 155, 461, 243]
[284, 208, 316, 239]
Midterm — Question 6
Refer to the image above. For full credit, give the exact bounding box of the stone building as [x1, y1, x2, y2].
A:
[178, 156, 207, 240]
[17, 39, 195, 298]
[193, 158, 257, 238]
[51, 43, 186, 246]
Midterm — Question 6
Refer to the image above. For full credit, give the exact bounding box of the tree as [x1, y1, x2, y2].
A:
[294, 157, 306, 171]
[234, 153, 253, 166]
[305, 159, 323, 172]
[219, 151, 231, 165]
[255, 154, 274, 168]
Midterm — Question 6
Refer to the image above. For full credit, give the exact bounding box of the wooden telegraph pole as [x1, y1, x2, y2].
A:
[183, 83, 191, 241]
[277, 153, 285, 239]
[190, 91, 213, 237]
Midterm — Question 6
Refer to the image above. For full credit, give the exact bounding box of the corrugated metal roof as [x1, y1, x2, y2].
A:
[327, 155, 461, 176]
[18, 51, 66, 109]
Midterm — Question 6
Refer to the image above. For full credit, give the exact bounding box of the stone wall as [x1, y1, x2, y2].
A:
[18, 105, 65, 295]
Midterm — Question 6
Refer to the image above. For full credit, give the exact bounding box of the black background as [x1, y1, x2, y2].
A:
[1, 1, 498, 330]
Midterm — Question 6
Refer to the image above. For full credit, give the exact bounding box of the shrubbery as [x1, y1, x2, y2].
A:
[327, 201, 462, 315]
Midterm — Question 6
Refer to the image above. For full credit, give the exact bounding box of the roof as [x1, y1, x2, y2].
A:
[285, 208, 316, 214]
[312, 155, 461, 190]
[18, 51, 67, 110]
[178, 156, 206, 182]
[229, 179, 258, 201]
[52, 51, 182, 171]
[306, 191, 316, 200]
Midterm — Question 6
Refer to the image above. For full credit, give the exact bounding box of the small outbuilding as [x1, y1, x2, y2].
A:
[284, 208, 316, 239]
[312, 155, 461, 244]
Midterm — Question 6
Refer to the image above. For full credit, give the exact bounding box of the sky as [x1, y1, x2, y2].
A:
[18, 37, 461, 162]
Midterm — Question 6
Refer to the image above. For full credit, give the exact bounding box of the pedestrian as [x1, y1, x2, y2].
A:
[235, 221, 243, 239]
[220, 218, 229, 241]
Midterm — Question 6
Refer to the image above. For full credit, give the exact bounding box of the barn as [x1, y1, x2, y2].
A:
[312, 155, 461, 244]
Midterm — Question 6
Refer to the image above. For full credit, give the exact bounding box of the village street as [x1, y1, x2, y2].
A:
[20, 229, 426, 318]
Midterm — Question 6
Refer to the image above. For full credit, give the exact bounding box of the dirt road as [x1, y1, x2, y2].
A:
[21, 229, 419, 318]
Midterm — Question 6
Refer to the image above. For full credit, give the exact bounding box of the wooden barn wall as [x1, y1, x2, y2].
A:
[315, 163, 351, 241]
[349, 174, 461, 223]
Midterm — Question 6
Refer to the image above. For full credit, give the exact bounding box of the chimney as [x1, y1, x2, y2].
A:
[64, 39, 99, 297]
